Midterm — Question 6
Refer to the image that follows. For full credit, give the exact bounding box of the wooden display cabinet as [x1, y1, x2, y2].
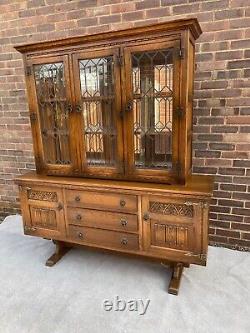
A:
[15, 19, 214, 295]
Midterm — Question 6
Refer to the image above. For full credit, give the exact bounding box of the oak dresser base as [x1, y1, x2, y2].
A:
[16, 172, 213, 296]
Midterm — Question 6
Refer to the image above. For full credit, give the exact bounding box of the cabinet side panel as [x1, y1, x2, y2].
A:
[186, 37, 195, 178]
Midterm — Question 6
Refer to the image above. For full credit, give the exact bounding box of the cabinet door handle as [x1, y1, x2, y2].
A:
[66, 103, 72, 113]
[120, 218, 128, 227]
[76, 214, 82, 220]
[78, 232, 84, 239]
[120, 199, 126, 207]
[125, 100, 133, 112]
[58, 203, 63, 211]
[75, 196, 81, 202]
[121, 238, 128, 245]
[143, 213, 150, 221]
[75, 104, 82, 113]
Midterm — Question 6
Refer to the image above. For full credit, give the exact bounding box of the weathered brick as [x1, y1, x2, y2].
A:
[122, 11, 144, 21]
[232, 223, 250, 231]
[193, 166, 217, 174]
[214, 30, 242, 41]
[228, 60, 250, 69]
[197, 134, 223, 141]
[216, 229, 240, 238]
[37, 23, 55, 32]
[198, 117, 224, 125]
[195, 151, 221, 158]
[173, 3, 199, 14]
[220, 184, 246, 192]
[161, 0, 187, 4]
[136, 0, 160, 10]
[211, 126, 238, 133]
[99, 14, 121, 24]
[219, 167, 245, 176]
[241, 233, 250, 240]
[111, 3, 135, 13]
[213, 190, 231, 199]
[145, 7, 170, 18]
[201, 80, 228, 89]
[209, 235, 227, 244]
[233, 160, 250, 168]
[77, 17, 98, 27]
[27, 0, 45, 8]
[210, 220, 231, 229]
[209, 143, 235, 150]
[218, 214, 243, 222]
[77, 0, 97, 8]
[218, 199, 244, 207]
[214, 8, 244, 20]
[202, 0, 229, 11]
[215, 50, 243, 61]
[232, 208, 250, 216]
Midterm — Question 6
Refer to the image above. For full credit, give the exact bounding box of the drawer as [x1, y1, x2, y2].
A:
[68, 225, 139, 251]
[66, 189, 137, 213]
[145, 195, 202, 223]
[67, 208, 138, 232]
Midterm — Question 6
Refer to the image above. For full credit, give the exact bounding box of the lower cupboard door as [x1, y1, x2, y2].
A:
[142, 195, 203, 258]
[148, 219, 195, 253]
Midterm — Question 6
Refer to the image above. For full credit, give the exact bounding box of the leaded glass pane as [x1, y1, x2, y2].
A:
[79, 57, 117, 167]
[34, 62, 71, 165]
[131, 49, 173, 169]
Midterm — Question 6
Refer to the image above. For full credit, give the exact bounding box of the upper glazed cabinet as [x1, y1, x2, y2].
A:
[15, 18, 202, 184]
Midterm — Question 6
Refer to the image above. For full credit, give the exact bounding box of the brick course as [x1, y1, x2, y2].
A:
[0, 0, 250, 251]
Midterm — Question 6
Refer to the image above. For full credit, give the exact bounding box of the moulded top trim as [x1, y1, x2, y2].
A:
[14, 18, 202, 54]
[15, 171, 214, 197]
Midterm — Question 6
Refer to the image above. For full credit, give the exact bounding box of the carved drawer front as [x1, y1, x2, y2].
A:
[147, 196, 201, 223]
[65, 189, 137, 213]
[68, 225, 139, 251]
[27, 188, 59, 203]
[67, 208, 138, 233]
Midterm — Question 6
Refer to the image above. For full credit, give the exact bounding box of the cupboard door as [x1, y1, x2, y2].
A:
[19, 185, 65, 239]
[142, 195, 203, 258]
[72, 48, 123, 178]
[26, 55, 77, 175]
[123, 40, 181, 183]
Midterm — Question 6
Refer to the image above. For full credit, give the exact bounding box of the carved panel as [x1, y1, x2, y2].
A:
[27, 190, 58, 202]
[149, 201, 193, 217]
[30, 206, 57, 230]
[152, 222, 189, 250]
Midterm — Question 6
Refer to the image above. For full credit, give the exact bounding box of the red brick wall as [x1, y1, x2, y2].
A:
[0, 0, 249, 250]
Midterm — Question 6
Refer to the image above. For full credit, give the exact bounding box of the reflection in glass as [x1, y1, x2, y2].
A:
[34, 62, 71, 165]
[79, 57, 117, 167]
[132, 49, 173, 169]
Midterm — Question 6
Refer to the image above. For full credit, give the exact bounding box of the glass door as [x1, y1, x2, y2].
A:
[26, 55, 77, 175]
[123, 40, 181, 183]
[72, 48, 123, 178]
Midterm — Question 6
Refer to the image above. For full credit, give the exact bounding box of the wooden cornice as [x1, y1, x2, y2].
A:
[14, 18, 202, 54]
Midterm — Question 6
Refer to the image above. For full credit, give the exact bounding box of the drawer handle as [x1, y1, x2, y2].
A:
[75, 196, 81, 202]
[143, 213, 150, 221]
[76, 214, 82, 220]
[120, 199, 126, 207]
[121, 238, 128, 245]
[120, 218, 128, 227]
[78, 232, 84, 239]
